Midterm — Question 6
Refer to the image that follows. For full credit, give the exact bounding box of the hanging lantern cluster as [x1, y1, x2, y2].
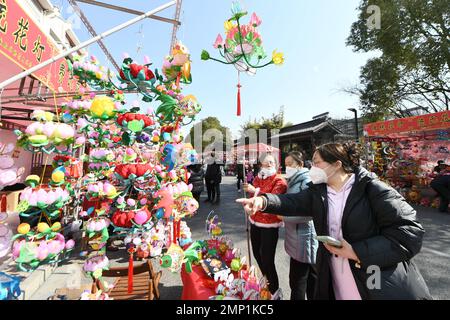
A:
[201, 1, 284, 116]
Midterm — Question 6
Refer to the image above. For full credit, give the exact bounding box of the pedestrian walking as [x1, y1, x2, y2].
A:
[236, 162, 245, 192]
[204, 152, 223, 204]
[187, 163, 205, 203]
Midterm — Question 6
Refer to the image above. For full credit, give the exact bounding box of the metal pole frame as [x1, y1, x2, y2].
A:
[0, 1, 177, 90]
[241, 153, 253, 268]
[75, 0, 180, 26]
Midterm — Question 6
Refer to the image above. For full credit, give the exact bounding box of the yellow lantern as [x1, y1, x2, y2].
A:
[17, 223, 31, 235]
[37, 222, 50, 233]
[90, 96, 116, 120]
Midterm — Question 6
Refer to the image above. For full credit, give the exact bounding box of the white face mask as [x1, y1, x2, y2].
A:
[259, 167, 277, 179]
[309, 165, 330, 184]
[285, 166, 299, 179]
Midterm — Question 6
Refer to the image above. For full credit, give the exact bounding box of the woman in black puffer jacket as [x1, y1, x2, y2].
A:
[187, 164, 205, 202]
[237, 142, 431, 300]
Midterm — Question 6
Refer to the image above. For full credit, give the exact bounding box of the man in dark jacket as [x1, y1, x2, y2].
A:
[236, 162, 245, 192]
[431, 163, 450, 213]
[187, 163, 204, 203]
[204, 152, 223, 204]
[238, 166, 432, 300]
[433, 160, 445, 174]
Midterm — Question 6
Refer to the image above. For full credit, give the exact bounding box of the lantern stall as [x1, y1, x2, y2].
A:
[364, 110, 450, 207]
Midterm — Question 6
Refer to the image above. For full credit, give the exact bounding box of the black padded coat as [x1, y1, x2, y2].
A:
[263, 167, 432, 300]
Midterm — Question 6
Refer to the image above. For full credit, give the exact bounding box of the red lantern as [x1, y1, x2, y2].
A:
[111, 206, 151, 228]
[114, 163, 153, 179]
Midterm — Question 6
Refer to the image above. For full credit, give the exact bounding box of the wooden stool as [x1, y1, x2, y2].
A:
[93, 259, 162, 300]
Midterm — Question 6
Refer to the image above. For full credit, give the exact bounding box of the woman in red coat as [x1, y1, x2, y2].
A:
[244, 152, 287, 294]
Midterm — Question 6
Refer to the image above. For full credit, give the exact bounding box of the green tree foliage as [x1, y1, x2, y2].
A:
[187, 117, 232, 153]
[240, 107, 288, 136]
[346, 0, 449, 121]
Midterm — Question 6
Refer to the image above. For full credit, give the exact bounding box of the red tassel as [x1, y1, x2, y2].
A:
[176, 219, 181, 242]
[128, 249, 134, 294]
[0, 194, 6, 212]
[172, 220, 177, 244]
[237, 83, 242, 116]
[167, 219, 172, 245]
[176, 72, 181, 90]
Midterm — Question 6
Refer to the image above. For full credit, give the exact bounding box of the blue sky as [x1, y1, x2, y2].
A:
[58, 0, 374, 137]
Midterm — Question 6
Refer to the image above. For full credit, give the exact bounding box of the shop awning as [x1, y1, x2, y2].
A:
[364, 110, 450, 138]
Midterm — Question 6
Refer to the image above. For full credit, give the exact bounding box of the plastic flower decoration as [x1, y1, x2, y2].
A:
[85, 181, 118, 200]
[0, 143, 24, 191]
[87, 148, 115, 176]
[90, 96, 118, 121]
[11, 223, 74, 272]
[201, 1, 284, 116]
[272, 50, 285, 65]
[15, 110, 75, 154]
[17, 187, 71, 220]
[124, 222, 166, 259]
[160, 241, 202, 273]
[153, 182, 199, 220]
[179, 221, 193, 247]
[68, 52, 113, 90]
[117, 56, 155, 90]
[177, 95, 202, 119]
[162, 41, 192, 86]
[62, 97, 92, 117]
[111, 196, 152, 229]
[116, 104, 156, 146]
[80, 290, 112, 300]
[31, 110, 55, 122]
[114, 55, 161, 103]
[82, 254, 110, 283]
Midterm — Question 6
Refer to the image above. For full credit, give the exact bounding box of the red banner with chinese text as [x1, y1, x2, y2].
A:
[0, 0, 79, 92]
[364, 111, 450, 137]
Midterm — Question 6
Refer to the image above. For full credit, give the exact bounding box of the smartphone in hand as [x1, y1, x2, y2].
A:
[315, 236, 343, 248]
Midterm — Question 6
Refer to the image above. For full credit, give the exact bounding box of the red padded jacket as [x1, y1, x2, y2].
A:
[248, 174, 287, 228]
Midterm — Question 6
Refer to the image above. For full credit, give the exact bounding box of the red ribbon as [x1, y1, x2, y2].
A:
[237, 83, 242, 116]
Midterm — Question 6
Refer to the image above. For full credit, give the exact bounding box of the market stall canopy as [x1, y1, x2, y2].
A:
[233, 143, 281, 164]
[234, 143, 280, 154]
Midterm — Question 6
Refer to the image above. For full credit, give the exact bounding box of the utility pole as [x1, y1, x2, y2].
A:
[348, 108, 359, 141]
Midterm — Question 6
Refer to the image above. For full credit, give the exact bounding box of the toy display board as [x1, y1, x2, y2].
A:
[364, 122, 449, 207]
[177, 211, 281, 300]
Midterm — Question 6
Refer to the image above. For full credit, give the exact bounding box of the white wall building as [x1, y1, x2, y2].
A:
[19, 0, 80, 50]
